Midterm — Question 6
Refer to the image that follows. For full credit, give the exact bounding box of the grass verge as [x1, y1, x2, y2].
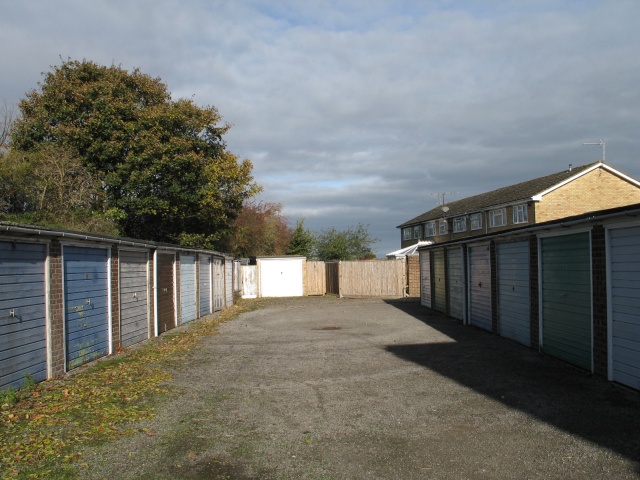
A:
[0, 299, 266, 480]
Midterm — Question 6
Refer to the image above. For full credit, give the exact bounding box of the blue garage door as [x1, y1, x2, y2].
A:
[199, 255, 212, 316]
[497, 241, 531, 346]
[0, 242, 47, 390]
[180, 255, 197, 324]
[609, 226, 640, 390]
[468, 244, 492, 331]
[64, 246, 110, 370]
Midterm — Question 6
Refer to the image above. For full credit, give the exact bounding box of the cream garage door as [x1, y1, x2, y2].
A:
[259, 258, 304, 297]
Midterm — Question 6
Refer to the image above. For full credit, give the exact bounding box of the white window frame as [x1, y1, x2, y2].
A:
[489, 208, 506, 228]
[425, 221, 435, 237]
[470, 213, 483, 231]
[413, 225, 422, 239]
[513, 204, 528, 224]
[403, 228, 412, 240]
[438, 219, 448, 235]
[453, 216, 467, 233]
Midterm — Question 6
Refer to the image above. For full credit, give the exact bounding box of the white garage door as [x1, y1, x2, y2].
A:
[259, 258, 304, 297]
[447, 247, 465, 321]
[609, 225, 640, 390]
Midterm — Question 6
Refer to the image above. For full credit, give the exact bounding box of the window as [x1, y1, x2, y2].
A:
[513, 204, 528, 224]
[413, 225, 422, 239]
[425, 221, 435, 237]
[403, 228, 412, 240]
[453, 216, 467, 233]
[438, 219, 448, 235]
[470, 213, 482, 231]
[489, 208, 506, 228]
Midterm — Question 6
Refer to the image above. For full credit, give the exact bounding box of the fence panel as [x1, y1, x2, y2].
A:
[306, 261, 326, 295]
[338, 259, 406, 298]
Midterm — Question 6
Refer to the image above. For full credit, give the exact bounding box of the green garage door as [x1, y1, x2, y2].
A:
[540, 232, 592, 370]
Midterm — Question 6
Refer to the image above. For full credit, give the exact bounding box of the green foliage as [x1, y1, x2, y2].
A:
[286, 218, 314, 257]
[10, 59, 260, 247]
[313, 223, 378, 261]
[223, 200, 291, 257]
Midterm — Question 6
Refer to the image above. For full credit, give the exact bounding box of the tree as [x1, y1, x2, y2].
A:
[222, 200, 291, 257]
[0, 101, 16, 152]
[313, 223, 378, 261]
[0, 144, 115, 233]
[286, 218, 314, 257]
[10, 59, 260, 247]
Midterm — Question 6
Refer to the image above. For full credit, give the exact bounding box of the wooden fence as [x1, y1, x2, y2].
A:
[306, 261, 326, 295]
[241, 258, 407, 299]
[338, 259, 406, 297]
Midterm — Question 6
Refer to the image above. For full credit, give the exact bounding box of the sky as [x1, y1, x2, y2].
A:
[2, 0, 640, 256]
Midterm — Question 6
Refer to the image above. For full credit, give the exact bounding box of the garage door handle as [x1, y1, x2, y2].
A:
[478, 282, 482, 288]
[85, 299, 91, 306]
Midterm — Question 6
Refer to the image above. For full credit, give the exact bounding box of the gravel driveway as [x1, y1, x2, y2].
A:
[81, 296, 640, 479]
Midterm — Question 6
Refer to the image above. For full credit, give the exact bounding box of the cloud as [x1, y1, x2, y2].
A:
[2, 0, 640, 255]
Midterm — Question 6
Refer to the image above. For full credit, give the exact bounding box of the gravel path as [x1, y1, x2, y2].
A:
[80, 296, 640, 479]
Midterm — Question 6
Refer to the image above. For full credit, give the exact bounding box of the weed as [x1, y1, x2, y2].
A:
[1, 386, 18, 405]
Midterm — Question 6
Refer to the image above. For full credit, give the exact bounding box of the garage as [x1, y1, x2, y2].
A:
[119, 250, 150, 348]
[180, 255, 197, 324]
[496, 241, 531, 346]
[420, 250, 431, 308]
[540, 232, 592, 371]
[0, 242, 47, 390]
[63, 245, 110, 370]
[608, 225, 640, 389]
[199, 255, 212, 317]
[447, 246, 465, 321]
[156, 252, 176, 334]
[468, 244, 492, 332]
[432, 249, 446, 314]
[258, 257, 304, 298]
[212, 257, 224, 311]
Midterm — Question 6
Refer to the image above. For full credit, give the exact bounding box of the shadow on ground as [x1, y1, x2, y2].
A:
[384, 298, 640, 474]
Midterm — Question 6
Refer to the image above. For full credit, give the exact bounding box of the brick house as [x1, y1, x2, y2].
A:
[397, 161, 640, 249]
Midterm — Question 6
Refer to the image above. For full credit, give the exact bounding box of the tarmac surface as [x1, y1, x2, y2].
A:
[82, 296, 640, 479]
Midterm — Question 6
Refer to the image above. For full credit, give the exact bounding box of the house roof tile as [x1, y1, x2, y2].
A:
[397, 162, 599, 228]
